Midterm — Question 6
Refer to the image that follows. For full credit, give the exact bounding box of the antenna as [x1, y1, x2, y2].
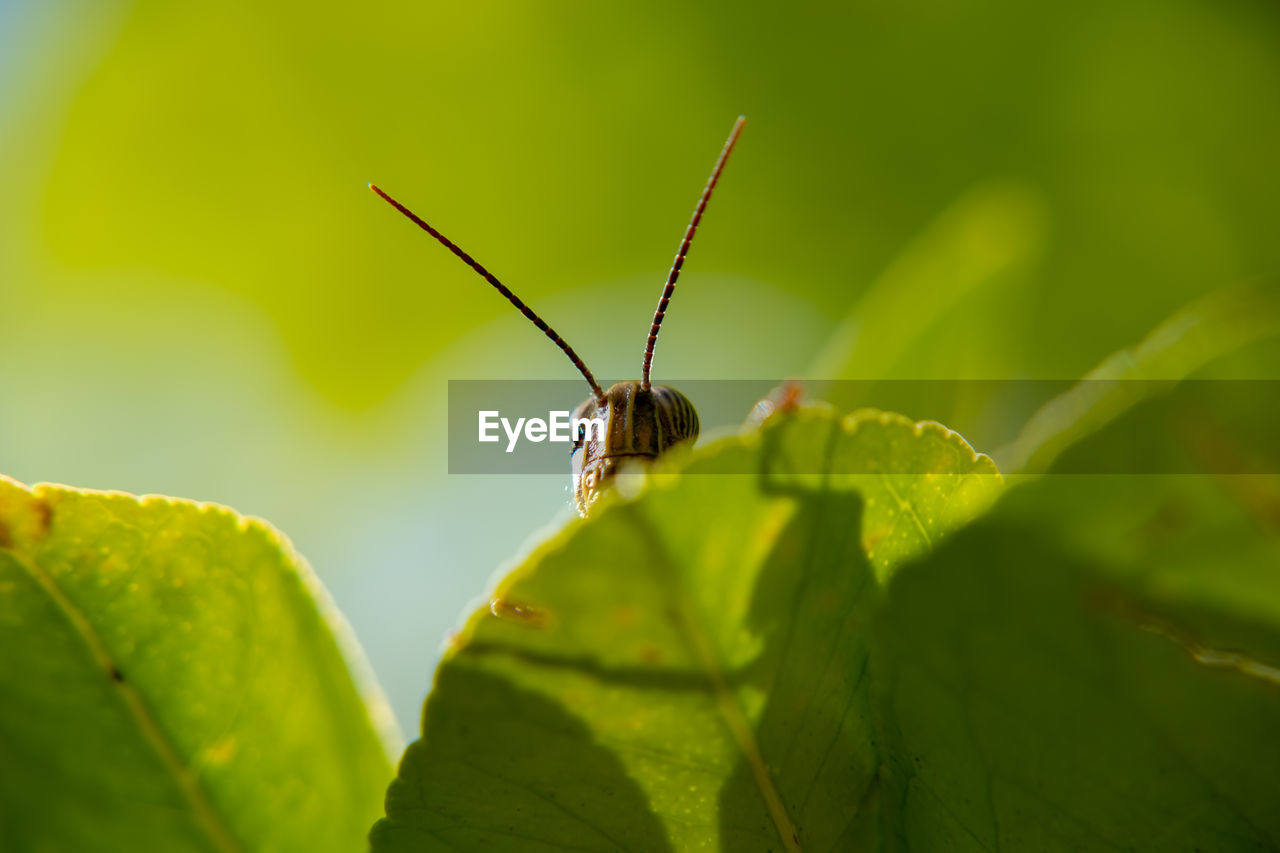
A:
[641, 115, 746, 389]
[370, 183, 607, 405]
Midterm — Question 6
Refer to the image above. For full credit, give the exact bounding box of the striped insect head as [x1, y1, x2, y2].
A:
[570, 381, 701, 514]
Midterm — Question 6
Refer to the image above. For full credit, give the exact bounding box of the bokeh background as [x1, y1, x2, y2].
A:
[2, 0, 1278, 733]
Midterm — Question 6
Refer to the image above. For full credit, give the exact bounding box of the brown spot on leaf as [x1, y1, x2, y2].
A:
[0, 518, 11, 549]
[638, 645, 663, 664]
[489, 597, 551, 628]
[33, 499, 53, 537]
[201, 736, 239, 765]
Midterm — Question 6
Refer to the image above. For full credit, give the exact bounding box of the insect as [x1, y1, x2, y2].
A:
[371, 116, 746, 516]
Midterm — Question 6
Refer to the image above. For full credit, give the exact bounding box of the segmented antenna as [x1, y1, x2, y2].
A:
[641, 116, 746, 389]
[370, 183, 607, 405]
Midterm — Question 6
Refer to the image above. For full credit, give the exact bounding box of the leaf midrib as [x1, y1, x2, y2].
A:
[7, 540, 244, 853]
[624, 505, 802, 853]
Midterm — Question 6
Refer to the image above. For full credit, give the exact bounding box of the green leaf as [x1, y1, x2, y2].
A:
[877, 495, 1280, 851]
[372, 409, 1000, 850]
[0, 477, 396, 853]
[870, 348, 1280, 847]
[374, 404, 1280, 850]
[689, 409, 1004, 579]
[997, 284, 1280, 475]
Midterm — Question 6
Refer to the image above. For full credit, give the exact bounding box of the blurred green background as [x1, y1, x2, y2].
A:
[2, 0, 1278, 732]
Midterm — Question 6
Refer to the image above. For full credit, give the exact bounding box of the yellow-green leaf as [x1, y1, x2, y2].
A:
[372, 409, 1000, 850]
[0, 477, 395, 853]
